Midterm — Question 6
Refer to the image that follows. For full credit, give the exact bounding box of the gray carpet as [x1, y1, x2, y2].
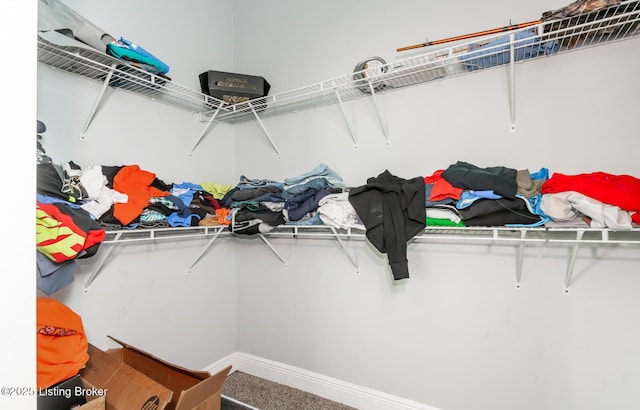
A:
[221, 371, 358, 410]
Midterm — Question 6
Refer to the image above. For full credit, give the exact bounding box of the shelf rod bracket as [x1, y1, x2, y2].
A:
[508, 33, 516, 133]
[84, 231, 122, 292]
[565, 230, 584, 291]
[334, 85, 358, 149]
[259, 233, 287, 267]
[81, 63, 117, 140]
[515, 230, 526, 287]
[249, 101, 282, 159]
[367, 82, 390, 146]
[189, 104, 224, 157]
[187, 226, 226, 273]
[330, 227, 359, 272]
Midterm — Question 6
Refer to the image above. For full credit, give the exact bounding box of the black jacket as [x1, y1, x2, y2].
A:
[348, 170, 426, 280]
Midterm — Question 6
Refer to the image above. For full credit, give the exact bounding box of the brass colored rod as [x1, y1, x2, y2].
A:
[397, 19, 543, 52]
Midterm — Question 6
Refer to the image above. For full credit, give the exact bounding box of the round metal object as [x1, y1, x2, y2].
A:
[352, 56, 387, 93]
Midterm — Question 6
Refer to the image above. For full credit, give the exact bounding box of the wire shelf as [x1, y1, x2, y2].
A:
[37, 34, 228, 115]
[100, 224, 640, 246]
[85, 224, 639, 290]
[37, 1, 640, 125]
[216, 0, 640, 123]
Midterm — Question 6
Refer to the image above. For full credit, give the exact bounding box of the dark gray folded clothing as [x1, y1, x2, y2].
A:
[457, 197, 541, 226]
[37, 163, 69, 201]
[234, 208, 285, 227]
[231, 185, 282, 201]
[442, 161, 518, 199]
[462, 209, 542, 226]
[138, 220, 170, 229]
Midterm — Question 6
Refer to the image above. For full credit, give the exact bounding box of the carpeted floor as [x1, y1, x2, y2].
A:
[221, 371, 358, 410]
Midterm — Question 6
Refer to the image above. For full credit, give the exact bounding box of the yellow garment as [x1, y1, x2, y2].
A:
[200, 182, 233, 199]
[36, 204, 85, 262]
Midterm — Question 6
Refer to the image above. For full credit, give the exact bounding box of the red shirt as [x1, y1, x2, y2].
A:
[541, 172, 640, 224]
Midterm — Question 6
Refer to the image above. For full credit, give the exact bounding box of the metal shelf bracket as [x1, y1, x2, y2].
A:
[249, 101, 282, 159]
[189, 104, 224, 157]
[259, 233, 287, 267]
[81, 63, 117, 140]
[508, 33, 516, 133]
[84, 231, 122, 292]
[334, 85, 358, 149]
[367, 81, 390, 146]
[187, 226, 227, 273]
[329, 227, 359, 273]
[565, 230, 585, 291]
[515, 230, 526, 287]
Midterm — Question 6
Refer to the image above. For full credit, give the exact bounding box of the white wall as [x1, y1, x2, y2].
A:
[36, 0, 239, 369]
[231, 1, 640, 409]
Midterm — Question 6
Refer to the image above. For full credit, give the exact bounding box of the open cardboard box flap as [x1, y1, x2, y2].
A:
[106, 336, 231, 410]
[81, 344, 173, 409]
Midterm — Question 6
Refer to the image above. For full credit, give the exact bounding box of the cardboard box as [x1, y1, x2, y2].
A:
[199, 70, 270, 105]
[80, 343, 173, 409]
[80, 336, 232, 410]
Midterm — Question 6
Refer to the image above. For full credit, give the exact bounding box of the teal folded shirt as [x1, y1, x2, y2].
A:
[107, 37, 170, 74]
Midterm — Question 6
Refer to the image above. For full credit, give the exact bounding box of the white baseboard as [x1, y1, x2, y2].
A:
[205, 352, 442, 410]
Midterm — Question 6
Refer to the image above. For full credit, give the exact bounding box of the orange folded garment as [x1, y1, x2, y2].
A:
[37, 297, 89, 389]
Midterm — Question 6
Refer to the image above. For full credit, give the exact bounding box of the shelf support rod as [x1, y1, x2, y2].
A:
[81, 63, 117, 140]
[259, 234, 287, 267]
[565, 230, 584, 290]
[189, 104, 224, 157]
[84, 231, 122, 292]
[249, 101, 282, 159]
[515, 230, 526, 287]
[330, 227, 359, 272]
[367, 82, 390, 146]
[508, 33, 516, 133]
[187, 226, 226, 273]
[334, 85, 358, 149]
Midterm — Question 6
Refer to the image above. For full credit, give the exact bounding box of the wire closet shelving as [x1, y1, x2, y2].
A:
[212, 0, 640, 125]
[36, 2, 640, 291]
[37, 1, 640, 145]
[81, 225, 640, 293]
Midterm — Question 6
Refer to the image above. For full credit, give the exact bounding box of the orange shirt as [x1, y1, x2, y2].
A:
[113, 165, 169, 225]
[37, 298, 89, 388]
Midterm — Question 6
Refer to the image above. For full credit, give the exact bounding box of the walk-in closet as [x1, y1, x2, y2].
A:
[6, 0, 640, 409]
